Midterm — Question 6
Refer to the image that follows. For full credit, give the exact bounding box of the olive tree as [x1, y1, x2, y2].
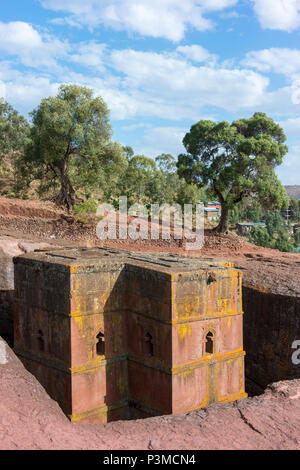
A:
[25, 84, 116, 209]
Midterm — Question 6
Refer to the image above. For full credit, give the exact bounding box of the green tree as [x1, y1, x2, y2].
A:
[289, 196, 300, 222]
[24, 84, 115, 209]
[243, 199, 264, 223]
[154, 153, 204, 206]
[122, 145, 134, 161]
[119, 155, 158, 205]
[265, 211, 286, 237]
[247, 210, 296, 252]
[228, 205, 240, 225]
[155, 154, 180, 205]
[248, 226, 272, 248]
[0, 100, 30, 160]
[273, 229, 296, 252]
[155, 153, 177, 174]
[74, 140, 127, 204]
[177, 112, 288, 233]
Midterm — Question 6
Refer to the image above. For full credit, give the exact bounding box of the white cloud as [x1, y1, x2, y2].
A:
[243, 48, 300, 75]
[279, 117, 300, 137]
[255, 85, 300, 117]
[0, 21, 68, 69]
[58, 46, 272, 121]
[60, 71, 140, 120]
[0, 43, 273, 121]
[121, 123, 152, 131]
[0, 81, 6, 100]
[109, 49, 269, 115]
[0, 21, 41, 51]
[253, 0, 300, 32]
[6, 77, 60, 111]
[0, 27, 299, 124]
[176, 44, 217, 63]
[41, 0, 238, 41]
[138, 126, 187, 157]
[0, 65, 60, 112]
[69, 42, 107, 71]
[241, 48, 300, 116]
[276, 144, 300, 184]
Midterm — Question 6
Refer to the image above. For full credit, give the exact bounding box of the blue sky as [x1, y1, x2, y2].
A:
[1, 0, 300, 184]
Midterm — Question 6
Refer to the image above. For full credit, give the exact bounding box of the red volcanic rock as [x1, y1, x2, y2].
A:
[0, 336, 299, 450]
[0, 235, 51, 289]
[0, 236, 55, 342]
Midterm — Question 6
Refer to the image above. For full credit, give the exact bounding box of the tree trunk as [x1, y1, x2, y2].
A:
[54, 163, 77, 211]
[213, 204, 229, 233]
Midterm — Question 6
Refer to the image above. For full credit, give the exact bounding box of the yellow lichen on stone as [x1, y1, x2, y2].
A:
[177, 322, 191, 340]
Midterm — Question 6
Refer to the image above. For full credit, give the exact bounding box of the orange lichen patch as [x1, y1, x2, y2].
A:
[172, 349, 245, 376]
[217, 391, 248, 404]
[177, 323, 192, 341]
[70, 356, 107, 375]
[70, 265, 79, 274]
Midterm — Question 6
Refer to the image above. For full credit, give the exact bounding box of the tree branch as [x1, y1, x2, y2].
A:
[233, 190, 251, 204]
[212, 180, 225, 204]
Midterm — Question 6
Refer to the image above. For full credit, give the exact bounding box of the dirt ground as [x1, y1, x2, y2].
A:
[0, 336, 299, 450]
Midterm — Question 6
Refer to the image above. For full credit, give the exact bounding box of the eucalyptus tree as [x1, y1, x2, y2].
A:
[177, 113, 288, 232]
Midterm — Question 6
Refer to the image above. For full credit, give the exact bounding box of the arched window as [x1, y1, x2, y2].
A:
[205, 331, 214, 354]
[37, 330, 44, 352]
[207, 274, 216, 286]
[96, 332, 105, 356]
[145, 332, 154, 357]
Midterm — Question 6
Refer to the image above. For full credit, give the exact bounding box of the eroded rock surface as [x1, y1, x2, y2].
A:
[0, 337, 299, 450]
[0, 236, 55, 342]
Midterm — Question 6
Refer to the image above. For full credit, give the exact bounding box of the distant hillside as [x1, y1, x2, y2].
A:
[285, 186, 300, 200]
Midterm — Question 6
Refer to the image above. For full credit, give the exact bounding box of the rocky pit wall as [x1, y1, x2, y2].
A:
[0, 236, 54, 343]
[0, 239, 18, 342]
[243, 286, 300, 395]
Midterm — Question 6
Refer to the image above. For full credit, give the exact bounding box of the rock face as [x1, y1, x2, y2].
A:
[0, 236, 53, 342]
[229, 255, 300, 395]
[0, 336, 299, 450]
[243, 286, 300, 395]
[0, 241, 19, 343]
